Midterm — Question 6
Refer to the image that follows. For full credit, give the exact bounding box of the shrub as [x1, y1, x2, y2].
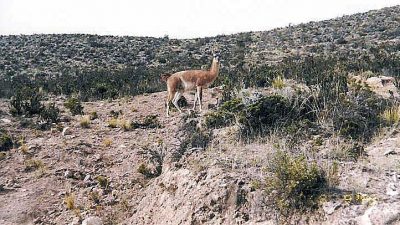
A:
[332, 90, 389, 140]
[107, 118, 118, 128]
[132, 115, 161, 129]
[266, 151, 327, 216]
[272, 76, 286, 89]
[89, 111, 98, 120]
[96, 175, 109, 188]
[9, 87, 44, 116]
[204, 98, 244, 129]
[24, 159, 45, 172]
[79, 116, 91, 128]
[119, 119, 132, 131]
[64, 97, 84, 115]
[103, 138, 112, 147]
[40, 102, 60, 124]
[0, 130, 13, 151]
[137, 163, 152, 177]
[238, 95, 294, 138]
[380, 105, 400, 125]
[64, 193, 75, 210]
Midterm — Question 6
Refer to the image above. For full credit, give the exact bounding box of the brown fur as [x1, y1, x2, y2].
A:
[163, 55, 220, 116]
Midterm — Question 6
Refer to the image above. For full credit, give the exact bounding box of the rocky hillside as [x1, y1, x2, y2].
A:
[0, 6, 399, 98]
[0, 5, 400, 225]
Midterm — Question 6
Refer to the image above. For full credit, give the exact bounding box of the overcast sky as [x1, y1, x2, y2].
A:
[0, 0, 399, 39]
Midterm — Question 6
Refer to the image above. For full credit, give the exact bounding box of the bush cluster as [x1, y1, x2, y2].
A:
[266, 151, 327, 216]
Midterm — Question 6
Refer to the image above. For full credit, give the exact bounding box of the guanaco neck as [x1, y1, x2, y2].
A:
[209, 59, 220, 79]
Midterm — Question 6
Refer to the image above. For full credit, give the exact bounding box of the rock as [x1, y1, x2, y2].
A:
[386, 182, 399, 196]
[365, 76, 399, 98]
[322, 201, 341, 215]
[69, 217, 80, 225]
[383, 149, 396, 156]
[0, 118, 11, 123]
[62, 127, 72, 136]
[82, 216, 102, 225]
[84, 174, 91, 182]
[64, 170, 73, 178]
[356, 203, 400, 225]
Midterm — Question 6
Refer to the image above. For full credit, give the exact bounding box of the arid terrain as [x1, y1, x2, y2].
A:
[1, 5, 400, 225]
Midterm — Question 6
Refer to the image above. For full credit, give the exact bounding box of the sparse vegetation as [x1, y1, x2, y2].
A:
[0, 130, 13, 151]
[103, 138, 113, 147]
[131, 115, 162, 129]
[24, 159, 45, 172]
[380, 105, 400, 125]
[266, 151, 327, 216]
[79, 116, 91, 128]
[107, 118, 118, 128]
[64, 97, 84, 115]
[90, 111, 99, 120]
[64, 193, 75, 210]
[272, 76, 286, 89]
[96, 175, 110, 188]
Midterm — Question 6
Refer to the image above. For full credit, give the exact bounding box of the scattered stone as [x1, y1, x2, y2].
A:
[383, 149, 396, 156]
[64, 170, 73, 178]
[62, 127, 72, 136]
[82, 216, 102, 225]
[84, 174, 91, 182]
[0, 118, 11, 123]
[323, 201, 341, 215]
[69, 217, 80, 225]
[386, 182, 399, 196]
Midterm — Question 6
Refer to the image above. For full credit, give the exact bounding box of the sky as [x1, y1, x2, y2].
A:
[0, 0, 399, 39]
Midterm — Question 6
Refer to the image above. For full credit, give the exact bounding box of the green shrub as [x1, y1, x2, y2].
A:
[266, 151, 327, 216]
[238, 95, 294, 137]
[64, 97, 84, 115]
[40, 102, 60, 124]
[137, 163, 153, 178]
[0, 130, 13, 151]
[333, 90, 389, 140]
[24, 159, 45, 172]
[96, 175, 109, 188]
[204, 98, 244, 129]
[9, 87, 43, 116]
[89, 111, 98, 120]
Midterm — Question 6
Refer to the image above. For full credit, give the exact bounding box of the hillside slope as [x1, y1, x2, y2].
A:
[0, 5, 400, 225]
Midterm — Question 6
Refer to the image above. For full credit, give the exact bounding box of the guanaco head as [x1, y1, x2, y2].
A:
[160, 73, 171, 82]
[213, 53, 221, 62]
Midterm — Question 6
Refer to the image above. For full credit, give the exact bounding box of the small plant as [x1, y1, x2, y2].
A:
[89, 190, 100, 204]
[380, 105, 400, 125]
[272, 76, 286, 89]
[64, 97, 84, 116]
[0, 152, 6, 160]
[119, 119, 132, 131]
[64, 193, 75, 210]
[103, 138, 112, 147]
[0, 130, 13, 151]
[96, 175, 109, 188]
[20, 144, 29, 155]
[266, 151, 327, 216]
[79, 116, 91, 128]
[39, 102, 60, 124]
[137, 163, 152, 178]
[131, 115, 161, 129]
[110, 110, 122, 119]
[9, 87, 43, 116]
[89, 111, 98, 120]
[107, 118, 118, 128]
[24, 159, 45, 172]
